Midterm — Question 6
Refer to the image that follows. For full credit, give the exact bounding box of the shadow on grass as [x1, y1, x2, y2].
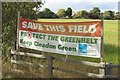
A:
[104, 44, 119, 64]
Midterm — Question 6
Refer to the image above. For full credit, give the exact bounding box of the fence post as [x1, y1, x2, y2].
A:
[47, 55, 53, 78]
[105, 63, 112, 77]
[11, 54, 17, 69]
[11, 12, 20, 72]
[0, 1, 2, 79]
[99, 62, 105, 78]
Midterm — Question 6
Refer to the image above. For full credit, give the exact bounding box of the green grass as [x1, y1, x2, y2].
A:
[38, 19, 118, 64]
[104, 20, 118, 64]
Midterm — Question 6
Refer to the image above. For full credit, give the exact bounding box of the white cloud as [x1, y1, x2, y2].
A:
[87, 0, 119, 5]
[40, 0, 119, 12]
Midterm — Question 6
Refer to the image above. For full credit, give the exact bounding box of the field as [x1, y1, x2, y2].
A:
[38, 19, 119, 64]
[2, 19, 118, 78]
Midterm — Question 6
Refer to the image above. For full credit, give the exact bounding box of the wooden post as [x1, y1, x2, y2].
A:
[0, 1, 2, 79]
[99, 62, 105, 78]
[42, 51, 46, 59]
[99, 13, 105, 78]
[0, 2, 1, 40]
[100, 13, 104, 63]
[105, 63, 112, 77]
[16, 12, 20, 51]
[12, 12, 20, 71]
[0, 1, 2, 52]
[47, 55, 53, 78]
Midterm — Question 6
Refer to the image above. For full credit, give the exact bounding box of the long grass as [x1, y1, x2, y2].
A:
[38, 19, 118, 64]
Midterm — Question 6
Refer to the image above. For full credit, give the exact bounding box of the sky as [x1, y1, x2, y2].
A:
[40, 0, 119, 13]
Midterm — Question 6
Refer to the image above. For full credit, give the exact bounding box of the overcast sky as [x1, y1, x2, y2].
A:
[40, 0, 119, 13]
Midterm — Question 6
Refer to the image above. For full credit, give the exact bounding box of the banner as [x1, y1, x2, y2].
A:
[19, 18, 102, 58]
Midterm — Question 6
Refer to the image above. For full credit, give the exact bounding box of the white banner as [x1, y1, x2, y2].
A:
[19, 30, 101, 58]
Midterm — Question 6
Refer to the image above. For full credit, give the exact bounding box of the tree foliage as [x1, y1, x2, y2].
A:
[80, 10, 89, 19]
[43, 8, 54, 18]
[73, 11, 81, 18]
[56, 9, 66, 18]
[114, 12, 120, 20]
[66, 7, 72, 18]
[36, 11, 44, 18]
[2, 2, 40, 56]
[73, 10, 88, 19]
[103, 10, 115, 20]
[36, 8, 58, 18]
[36, 7, 118, 20]
[89, 7, 101, 19]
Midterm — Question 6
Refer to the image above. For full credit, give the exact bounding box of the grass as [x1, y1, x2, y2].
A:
[0, 19, 119, 78]
[104, 20, 118, 64]
[38, 19, 119, 64]
[2, 19, 118, 78]
[38, 19, 100, 22]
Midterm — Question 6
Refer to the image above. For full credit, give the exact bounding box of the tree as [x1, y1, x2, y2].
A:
[73, 10, 89, 19]
[73, 11, 81, 18]
[89, 7, 101, 19]
[36, 11, 44, 18]
[80, 10, 89, 19]
[2, 2, 41, 57]
[115, 12, 120, 20]
[103, 10, 115, 20]
[56, 9, 66, 18]
[43, 8, 54, 18]
[36, 8, 58, 18]
[66, 7, 72, 18]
